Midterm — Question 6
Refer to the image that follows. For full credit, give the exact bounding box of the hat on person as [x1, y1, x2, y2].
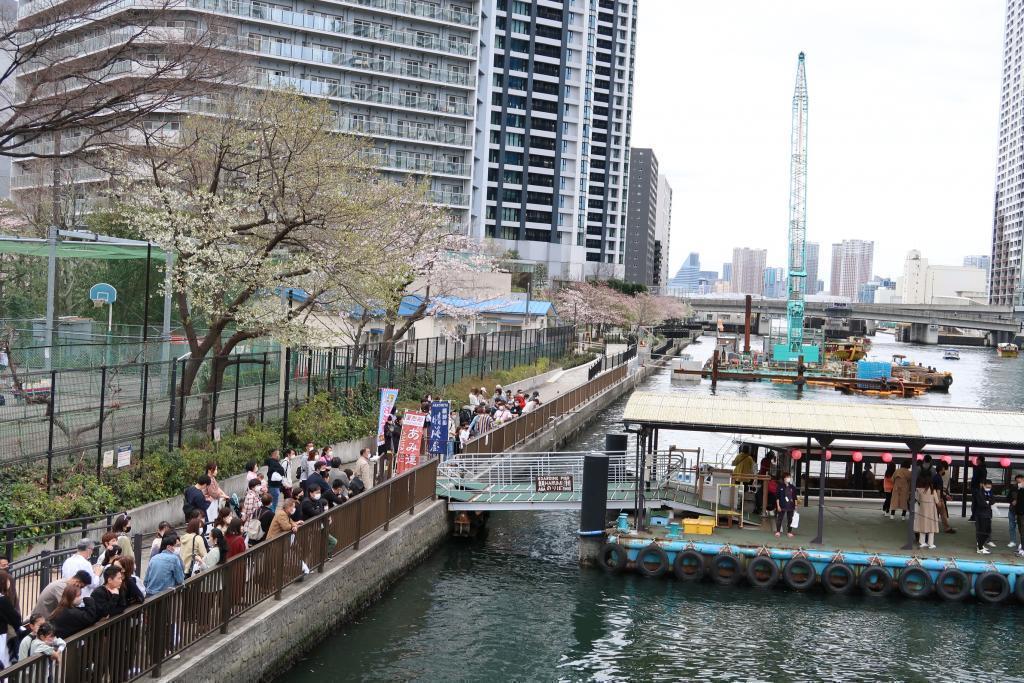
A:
[495, 384, 502, 390]
[76, 538, 94, 552]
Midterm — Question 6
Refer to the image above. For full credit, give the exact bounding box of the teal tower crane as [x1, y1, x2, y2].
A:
[773, 52, 820, 364]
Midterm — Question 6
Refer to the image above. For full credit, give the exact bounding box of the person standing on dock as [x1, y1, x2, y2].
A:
[881, 463, 896, 516]
[775, 473, 798, 538]
[889, 462, 911, 520]
[975, 480, 996, 554]
[969, 456, 987, 522]
[1008, 473, 1024, 550]
[933, 463, 956, 534]
[914, 479, 940, 549]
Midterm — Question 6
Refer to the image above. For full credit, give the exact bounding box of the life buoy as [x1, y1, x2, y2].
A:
[898, 566, 934, 599]
[746, 556, 780, 589]
[782, 558, 816, 591]
[1015, 574, 1024, 604]
[673, 549, 705, 582]
[975, 571, 1010, 604]
[710, 553, 742, 586]
[635, 543, 669, 578]
[821, 563, 856, 595]
[599, 542, 628, 574]
[935, 569, 971, 601]
[859, 566, 892, 597]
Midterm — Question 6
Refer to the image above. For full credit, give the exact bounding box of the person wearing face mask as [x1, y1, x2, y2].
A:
[144, 535, 185, 595]
[774, 472, 798, 538]
[975, 479, 996, 554]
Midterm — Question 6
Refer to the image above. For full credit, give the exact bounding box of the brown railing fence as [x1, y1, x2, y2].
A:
[2, 460, 438, 683]
[462, 362, 629, 455]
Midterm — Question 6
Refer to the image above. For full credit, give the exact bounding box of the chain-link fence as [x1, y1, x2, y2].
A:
[0, 326, 574, 487]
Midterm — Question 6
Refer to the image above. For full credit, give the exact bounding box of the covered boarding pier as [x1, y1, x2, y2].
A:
[622, 392, 1024, 552]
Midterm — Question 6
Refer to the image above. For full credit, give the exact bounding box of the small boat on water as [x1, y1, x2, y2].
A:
[889, 354, 953, 392]
[671, 354, 704, 382]
[824, 338, 869, 362]
[997, 343, 1019, 358]
[943, 349, 960, 361]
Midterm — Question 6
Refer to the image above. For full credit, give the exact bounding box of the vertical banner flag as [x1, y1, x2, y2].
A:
[428, 401, 450, 457]
[396, 411, 426, 474]
[376, 388, 399, 446]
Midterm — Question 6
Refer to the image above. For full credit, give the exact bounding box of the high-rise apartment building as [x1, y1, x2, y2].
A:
[12, 0, 481, 225]
[805, 242, 820, 295]
[829, 239, 874, 300]
[475, 0, 638, 280]
[964, 255, 991, 293]
[624, 148, 658, 286]
[730, 247, 767, 295]
[721, 262, 732, 287]
[991, 0, 1024, 305]
[762, 266, 785, 298]
[654, 172, 672, 288]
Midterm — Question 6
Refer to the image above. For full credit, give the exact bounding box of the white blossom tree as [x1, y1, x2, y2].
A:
[111, 91, 451, 404]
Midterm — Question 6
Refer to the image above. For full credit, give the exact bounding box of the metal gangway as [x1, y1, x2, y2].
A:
[437, 449, 743, 516]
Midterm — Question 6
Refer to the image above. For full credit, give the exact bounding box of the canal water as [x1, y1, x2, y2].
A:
[281, 336, 1024, 682]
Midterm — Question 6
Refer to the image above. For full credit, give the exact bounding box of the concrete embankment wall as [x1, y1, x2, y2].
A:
[157, 499, 449, 683]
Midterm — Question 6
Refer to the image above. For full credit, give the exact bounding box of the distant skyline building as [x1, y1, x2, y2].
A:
[667, 252, 716, 294]
[654, 173, 673, 289]
[730, 247, 767, 295]
[858, 276, 895, 304]
[762, 266, 786, 298]
[829, 239, 874, 300]
[897, 250, 988, 305]
[805, 242, 820, 295]
[625, 148, 659, 287]
[963, 255, 991, 293]
[721, 262, 732, 285]
[991, 0, 1024, 305]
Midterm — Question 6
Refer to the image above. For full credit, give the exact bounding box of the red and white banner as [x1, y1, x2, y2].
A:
[395, 411, 426, 474]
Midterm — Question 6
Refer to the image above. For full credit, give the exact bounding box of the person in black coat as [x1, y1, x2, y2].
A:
[306, 462, 345, 507]
[775, 472, 799, 538]
[90, 565, 128, 619]
[49, 585, 100, 639]
[974, 479, 995, 553]
[265, 449, 286, 511]
[300, 484, 328, 521]
[969, 456, 987, 521]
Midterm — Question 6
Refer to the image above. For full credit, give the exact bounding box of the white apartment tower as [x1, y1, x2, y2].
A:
[991, 0, 1024, 306]
[829, 239, 874, 300]
[474, 0, 638, 280]
[654, 171, 672, 289]
[12, 0, 481, 226]
[730, 247, 767, 296]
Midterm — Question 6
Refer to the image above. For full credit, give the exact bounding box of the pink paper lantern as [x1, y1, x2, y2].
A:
[791, 449, 802, 461]
[881, 452, 892, 463]
[852, 451, 863, 463]
[941, 455, 953, 465]
[1000, 457, 1012, 468]
[970, 456, 978, 467]
[824, 450, 833, 461]
[915, 453, 925, 461]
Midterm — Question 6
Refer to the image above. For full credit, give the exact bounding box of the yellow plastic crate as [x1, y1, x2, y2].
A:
[683, 516, 716, 536]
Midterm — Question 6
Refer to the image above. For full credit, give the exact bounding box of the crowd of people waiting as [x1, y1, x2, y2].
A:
[733, 449, 1024, 555]
[0, 443, 380, 668]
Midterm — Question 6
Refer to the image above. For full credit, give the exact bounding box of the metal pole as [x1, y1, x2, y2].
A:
[167, 358, 177, 452]
[44, 226, 57, 372]
[811, 439, 830, 544]
[139, 363, 149, 459]
[962, 446, 970, 518]
[142, 242, 152, 345]
[177, 358, 187, 447]
[260, 352, 268, 423]
[46, 370, 56, 493]
[233, 360, 241, 434]
[210, 357, 219, 440]
[282, 346, 292, 449]
[96, 366, 107, 480]
[803, 435, 811, 506]
[161, 251, 174, 364]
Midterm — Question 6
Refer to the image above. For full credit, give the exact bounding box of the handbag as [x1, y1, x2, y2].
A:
[791, 510, 801, 529]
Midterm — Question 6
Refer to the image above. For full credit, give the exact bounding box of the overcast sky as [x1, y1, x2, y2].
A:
[631, 0, 1005, 284]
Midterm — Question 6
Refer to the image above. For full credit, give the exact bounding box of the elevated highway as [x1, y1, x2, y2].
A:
[681, 296, 1022, 335]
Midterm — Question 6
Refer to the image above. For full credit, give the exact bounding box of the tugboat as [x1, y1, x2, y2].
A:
[824, 337, 869, 362]
[890, 354, 953, 392]
[997, 342, 1020, 358]
[943, 349, 960, 361]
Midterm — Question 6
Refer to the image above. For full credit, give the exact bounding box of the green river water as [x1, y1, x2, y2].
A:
[281, 335, 1024, 682]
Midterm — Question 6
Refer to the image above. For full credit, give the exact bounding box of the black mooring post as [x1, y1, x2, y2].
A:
[961, 446, 970, 518]
[812, 438, 832, 545]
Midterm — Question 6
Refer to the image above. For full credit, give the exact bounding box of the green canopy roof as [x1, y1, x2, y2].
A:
[0, 239, 164, 260]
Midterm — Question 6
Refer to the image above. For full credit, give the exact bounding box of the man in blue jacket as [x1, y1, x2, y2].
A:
[144, 535, 185, 595]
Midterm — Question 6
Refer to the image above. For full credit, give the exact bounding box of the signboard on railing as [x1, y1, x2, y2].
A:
[396, 411, 426, 474]
[535, 475, 573, 493]
[377, 387, 399, 446]
[428, 401, 450, 457]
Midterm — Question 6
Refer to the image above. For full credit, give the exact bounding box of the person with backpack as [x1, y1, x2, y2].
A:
[182, 475, 211, 524]
[246, 493, 275, 546]
[346, 468, 366, 497]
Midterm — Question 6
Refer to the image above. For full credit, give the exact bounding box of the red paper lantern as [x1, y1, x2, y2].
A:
[881, 452, 892, 463]
[825, 450, 833, 461]
[852, 451, 863, 463]
[915, 453, 925, 461]
[791, 449, 802, 461]
[970, 456, 978, 467]
[1000, 457, 1012, 468]
[941, 455, 953, 465]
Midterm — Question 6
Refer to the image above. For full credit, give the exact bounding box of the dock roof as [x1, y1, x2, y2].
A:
[622, 392, 1024, 451]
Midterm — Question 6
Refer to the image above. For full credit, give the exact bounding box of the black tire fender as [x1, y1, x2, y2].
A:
[672, 549, 705, 582]
[635, 543, 669, 578]
[782, 557, 817, 591]
[710, 553, 742, 586]
[898, 566, 934, 599]
[859, 565, 893, 597]
[599, 542, 628, 574]
[746, 556, 780, 589]
[935, 568, 971, 601]
[975, 571, 1010, 604]
[821, 563, 856, 595]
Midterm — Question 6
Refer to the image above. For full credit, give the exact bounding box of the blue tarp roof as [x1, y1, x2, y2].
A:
[356, 295, 555, 319]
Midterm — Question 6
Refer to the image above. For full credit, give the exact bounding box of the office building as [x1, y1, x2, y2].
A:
[654, 172, 673, 288]
[730, 247, 767, 295]
[624, 148, 658, 286]
[829, 239, 874, 300]
[991, 0, 1024, 305]
[667, 252, 715, 294]
[897, 250, 988, 305]
[963, 255, 991, 293]
[805, 242, 820, 295]
[858, 276, 895, 304]
[13, 0, 481, 226]
[476, 0, 638, 280]
[762, 266, 786, 298]
[721, 262, 732, 285]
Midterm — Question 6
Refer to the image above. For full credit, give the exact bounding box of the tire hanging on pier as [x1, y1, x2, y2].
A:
[821, 563, 856, 595]
[673, 550, 706, 582]
[636, 544, 669, 578]
[746, 556, 780, 589]
[599, 543, 628, 574]
[782, 558, 816, 591]
[934, 568, 971, 602]
[975, 571, 1010, 604]
[710, 553, 742, 586]
[859, 566, 893, 598]
[898, 566, 934, 599]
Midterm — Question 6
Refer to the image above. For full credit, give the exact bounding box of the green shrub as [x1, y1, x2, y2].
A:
[288, 393, 375, 446]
